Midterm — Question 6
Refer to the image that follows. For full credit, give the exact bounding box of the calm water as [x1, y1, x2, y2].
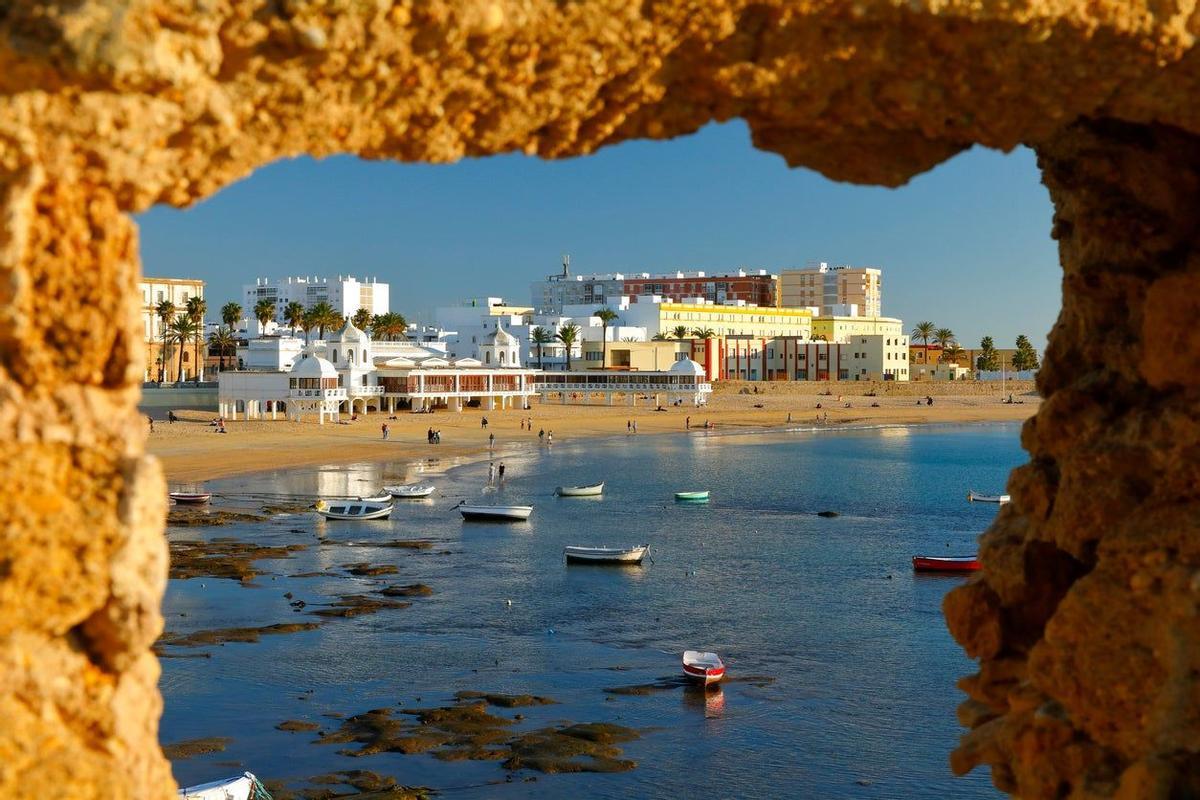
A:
[161, 424, 1021, 797]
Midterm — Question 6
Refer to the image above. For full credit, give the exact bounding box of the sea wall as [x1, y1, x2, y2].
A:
[1, 2, 1198, 797]
[715, 380, 1039, 398]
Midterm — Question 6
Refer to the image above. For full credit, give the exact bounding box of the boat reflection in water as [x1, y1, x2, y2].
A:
[683, 684, 725, 718]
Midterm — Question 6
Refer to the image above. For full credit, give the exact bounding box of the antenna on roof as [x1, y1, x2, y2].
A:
[562, 253, 570, 278]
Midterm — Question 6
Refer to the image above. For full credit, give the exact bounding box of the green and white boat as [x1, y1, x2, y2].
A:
[674, 490, 710, 503]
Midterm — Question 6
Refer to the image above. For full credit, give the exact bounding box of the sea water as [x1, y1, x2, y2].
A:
[161, 423, 1022, 798]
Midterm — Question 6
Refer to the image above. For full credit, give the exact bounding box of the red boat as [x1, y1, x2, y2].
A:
[682, 650, 726, 685]
[912, 555, 980, 573]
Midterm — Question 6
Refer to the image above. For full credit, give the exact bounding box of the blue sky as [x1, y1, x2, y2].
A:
[137, 120, 1060, 350]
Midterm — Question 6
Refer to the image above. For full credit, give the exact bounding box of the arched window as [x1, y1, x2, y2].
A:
[485, 352, 491, 364]
[332, 349, 338, 362]
[362, 349, 367, 362]
[500, 351, 506, 364]
[348, 350, 355, 363]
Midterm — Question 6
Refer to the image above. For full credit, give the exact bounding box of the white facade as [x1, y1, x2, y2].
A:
[244, 275, 390, 331]
[237, 336, 306, 371]
[531, 358, 712, 407]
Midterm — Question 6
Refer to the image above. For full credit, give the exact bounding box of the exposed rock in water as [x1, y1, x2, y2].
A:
[343, 563, 400, 577]
[157, 622, 321, 649]
[276, 720, 321, 732]
[378, 584, 433, 598]
[501, 723, 640, 773]
[309, 595, 410, 618]
[816, 511, 839, 518]
[168, 509, 268, 527]
[264, 770, 434, 800]
[454, 691, 556, 708]
[162, 737, 232, 760]
[170, 539, 308, 582]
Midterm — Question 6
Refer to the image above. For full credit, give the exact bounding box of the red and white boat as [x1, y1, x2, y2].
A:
[912, 555, 981, 573]
[169, 491, 212, 505]
[682, 650, 726, 686]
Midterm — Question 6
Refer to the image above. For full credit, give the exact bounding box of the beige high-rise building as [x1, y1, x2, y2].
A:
[780, 263, 882, 317]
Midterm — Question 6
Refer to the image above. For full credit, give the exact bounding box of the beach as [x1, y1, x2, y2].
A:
[148, 382, 1039, 482]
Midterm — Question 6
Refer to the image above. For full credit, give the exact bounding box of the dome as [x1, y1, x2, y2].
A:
[334, 319, 368, 342]
[486, 321, 517, 345]
[290, 352, 338, 379]
[669, 358, 707, 377]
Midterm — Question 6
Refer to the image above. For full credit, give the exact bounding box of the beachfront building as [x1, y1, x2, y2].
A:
[140, 276, 206, 382]
[811, 315, 905, 342]
[779, 263, 882, 317]
[570, 339, 689, 371]
[243, 275, 390, 334]
[531, 358, 712, 407]
[723, 334, 910, 381]
[532, 263, 778, 313]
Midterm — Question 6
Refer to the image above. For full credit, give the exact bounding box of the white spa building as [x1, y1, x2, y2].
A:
[218, 320, 712, 423]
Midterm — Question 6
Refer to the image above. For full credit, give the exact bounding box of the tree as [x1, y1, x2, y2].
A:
[595, 308, 619, 368]
[371, 312, 408, 341]
[352, 307, 373, 331]
[933, 328, 956, 361]
[672, 324, 690, 340]
[155, 300, 176, 383]
[253, 298, 276, 335]
[975, 335, 999, 372]
[943, 343, 965, 368]
[555, 323, 580, 370]
[530, 326, 553, 369]
[283, 301, 306, 335]
[306, 301, 340, 338]
[1012, 335, 1040, 371]
[912, 321, 935, 364]
[221, 301, 242, 331]
[169, 316, 201, 384]
[690, 327, 716, 339]
[651, 332, 670, 341]
[186, 296, 207, 383]
[208, 326, 237, 372]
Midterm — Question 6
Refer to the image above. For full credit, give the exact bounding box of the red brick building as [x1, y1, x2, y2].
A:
[621, 270, 778, 307]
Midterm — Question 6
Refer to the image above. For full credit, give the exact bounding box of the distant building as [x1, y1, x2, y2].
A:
[243, 275, 389, 333]
[724, 334, 910, 381]
[780, 263, 882, 317]
[532, 260, 778, 313]
[140, 277, 205, 383]
[811, 315, 904, 342]
[571, 340, 688, 371]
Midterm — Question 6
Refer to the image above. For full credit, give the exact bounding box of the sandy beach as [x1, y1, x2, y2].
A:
[148, 382, 1039, 483]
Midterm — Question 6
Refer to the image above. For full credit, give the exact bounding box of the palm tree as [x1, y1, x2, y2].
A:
[301, 309, 318, 342]
[283, 301, 306, 335]
[208, 326, 237, 372]
[651, 332, 670, 341]
[690, 327, 716, 339]
[555, 323, 580, 370]
[155, 299, 176, 383]
[221, 301, 242, 332]
[371, 312, 409, 341]
[169, 316, 201, 384]
[912, 321, 935, 365]
[943, 343, 966, 368]
[352, 307, 373, 331]
[253, 298, 276, 335]
[933, 327, 956, 362]
[672, 324, 690, 340]
[307, 301, 340, 338]
[186, 296, 207, 384]
[595, 308, 619, 368]
[530, 326, 553, 369]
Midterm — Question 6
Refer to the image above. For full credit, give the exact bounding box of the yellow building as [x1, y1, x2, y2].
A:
[571, 340, 687, 371]
[780, 264, 882, 317]
[141, 277, 206, 383]
[812, 315, 903, 342]
[649, 302, 814, 340]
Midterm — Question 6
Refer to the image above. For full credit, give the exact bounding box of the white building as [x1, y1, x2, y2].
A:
[243, 275, 390, 333]
[531, 358, 712, 407]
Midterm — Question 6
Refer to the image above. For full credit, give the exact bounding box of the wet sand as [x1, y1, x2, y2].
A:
[148, 385, 1039, 482]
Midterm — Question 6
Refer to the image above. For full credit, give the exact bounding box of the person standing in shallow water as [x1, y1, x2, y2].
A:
[498, 462, 506, 480]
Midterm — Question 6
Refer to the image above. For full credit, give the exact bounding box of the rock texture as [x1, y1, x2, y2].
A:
[1, 1, 1198, 797]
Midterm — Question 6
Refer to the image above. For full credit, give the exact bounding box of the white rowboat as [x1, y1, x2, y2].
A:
[675, 490, 710, 503]
[358, 492, 393, 504]
[385, 484, 436, 499]
[169, 491, 212, 504]
[556, 482, 604, 497]
[682, 650, 726, 686]
[459, 503, 533, 522]
[315, 499, 393, 520]
[968, 490, 1011, 504]
[564, 544, 648, 564]
[178, 772, 259, 800]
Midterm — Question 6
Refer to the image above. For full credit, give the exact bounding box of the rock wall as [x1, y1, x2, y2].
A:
[0, 2, 1197, 796]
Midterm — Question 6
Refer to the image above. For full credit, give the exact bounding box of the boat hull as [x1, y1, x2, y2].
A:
[459, 505, 533, 522]
[967, 491, 1010, 504]
[556, 483, 604, 497]
[674, 491, 710, 503]
[682, 651, 726, 686]
[912, 555, 981, 572]
[315, 500, 393, 521]
[179, 772, 257, 800]
[385, 485, 436, 499]
[169, 492, 211, 504]
[564, 545, 648, 564]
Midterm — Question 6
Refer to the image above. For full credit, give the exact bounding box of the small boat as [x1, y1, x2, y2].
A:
[674, 490, 710, 503]
[564, 544, 649, 564]
[384, 484, 436, 499]
[169, 491, 212, 504]
[178, 772, 261, 800]
[912, 555, 981, 573]
[967, 490, 1010, 504]
[459, 503, 533, 522]
[556, 482, 604, 497]
[358, 492, 393, 504]
[682, 650, 726, 686]
[314, 499, 392, 520]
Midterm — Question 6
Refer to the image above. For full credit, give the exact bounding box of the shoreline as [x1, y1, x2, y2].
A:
[149, 389, 1038, 484]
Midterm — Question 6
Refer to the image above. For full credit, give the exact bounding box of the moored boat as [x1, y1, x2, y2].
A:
[967, 490, 1010, 504]
[912, 555, 981, 573]
[385, 484, 436, 499]
[314, 499, 393, 520]
[674, 490, 710, 503]
[564, 544, 648, 564]
[169, 491, 212, 504]
[556, 482, 605, 497]
[459, 503, 533, 522]
[682, 650, 726, 685]
[358, 492, 393, 504]
[178, 772, 263, 800]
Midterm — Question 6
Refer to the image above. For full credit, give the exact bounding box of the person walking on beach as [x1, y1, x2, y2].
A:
[498, 462, 506, 480]
[787, 412, 792, 423]
[488, 462, 496, 482]
[481, 416, 488, 428]
[382, 423, 389, 440]
[632, 421, 638, 433]
[547, 431, 554, 443]
[626, 420, 632, 433]
[538, 428, 545, 441]
[148, 415, 155, 433]
[686, 416, 691, 430]
[488, 432, 495, 450]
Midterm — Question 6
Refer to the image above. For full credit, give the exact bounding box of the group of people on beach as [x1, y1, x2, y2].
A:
[427, 427, 442, 444]
[487, 461, 507, 483]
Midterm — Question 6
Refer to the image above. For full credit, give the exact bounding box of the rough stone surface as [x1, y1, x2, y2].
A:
[1, 2, 1199, 797]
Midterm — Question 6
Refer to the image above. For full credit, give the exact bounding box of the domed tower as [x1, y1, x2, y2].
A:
[287, 349, 345, 424]
[477, 320, 521, 367]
